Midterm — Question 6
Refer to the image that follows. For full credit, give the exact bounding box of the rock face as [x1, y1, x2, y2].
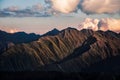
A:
[0, 28, 120, 73]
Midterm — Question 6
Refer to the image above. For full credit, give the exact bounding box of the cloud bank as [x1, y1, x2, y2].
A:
[4, 6, 19, 12]
[78, 18, 120, 32]
[98, 18, 120, 32]
[48, 0, 120, 14]
[0, 3, 51, 17]
[80, 0, 120, 14]
[0, 0, 120, 17]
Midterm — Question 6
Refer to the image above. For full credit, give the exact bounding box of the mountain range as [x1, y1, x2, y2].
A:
[0, 30, 40, 54]
[0, 28, 60, 54]
[0, 28, 120, 73]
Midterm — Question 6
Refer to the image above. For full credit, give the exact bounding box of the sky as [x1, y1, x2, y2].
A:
[0, 0, 120, 34]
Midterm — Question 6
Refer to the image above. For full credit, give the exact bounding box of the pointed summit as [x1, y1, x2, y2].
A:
[42, 28, 60, 36]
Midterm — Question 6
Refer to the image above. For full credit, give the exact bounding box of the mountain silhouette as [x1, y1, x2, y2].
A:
[0, 28, 120, 73]
[0, 30, 41, 54]
[0, 29, 60, 54]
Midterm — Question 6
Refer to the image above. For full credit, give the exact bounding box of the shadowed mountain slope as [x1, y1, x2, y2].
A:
[0, 28, 120, 72]
[0, 29, 60, 54]
[0, 30, 41, 54]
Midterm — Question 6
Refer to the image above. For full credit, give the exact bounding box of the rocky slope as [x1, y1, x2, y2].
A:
[0, 28, 120, 72]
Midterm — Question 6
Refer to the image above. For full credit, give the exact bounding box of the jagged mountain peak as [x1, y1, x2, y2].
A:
[41, 28, 60, 37]
[52, 28, 59, 31]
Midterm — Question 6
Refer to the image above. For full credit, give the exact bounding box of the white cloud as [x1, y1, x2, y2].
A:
[79, 0, 120, 14]
[78, 18, 120, 32]
[5, 6, 19, 11]
[78, 18, 99, 30]
[98, 18, 120, 32]
[46, 0, 120, 14]
[9, 29, 18, 33]
[51, 0, 80, 13]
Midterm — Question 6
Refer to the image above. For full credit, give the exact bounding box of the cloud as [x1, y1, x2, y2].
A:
[0, 26, 19, 33]
[98, 18, 120, 32]
[45, 0, 120, 14]
[78, 18, 99, 30]
[4, 6, 19, 12]
[79, 0, 120, 14]
[50, 0, 80, 13]
[78, 18, 120, 32]
[0, 4, 52, 17]
[45, 0, 52, 4]
[9, 29, 18, 33]
[32, 3, 44, 11]
[1, 0, 120, 17]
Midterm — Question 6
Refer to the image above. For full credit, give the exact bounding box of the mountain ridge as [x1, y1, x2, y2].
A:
[0, 28, 120, 72]
[0, 28, 62, 54]
[0, 30, 41, 54]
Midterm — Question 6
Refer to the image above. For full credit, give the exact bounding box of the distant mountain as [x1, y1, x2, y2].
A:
[0, 30, 40, 54]
[0, 28, 120, 73]
[0, 29, 61, 54]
